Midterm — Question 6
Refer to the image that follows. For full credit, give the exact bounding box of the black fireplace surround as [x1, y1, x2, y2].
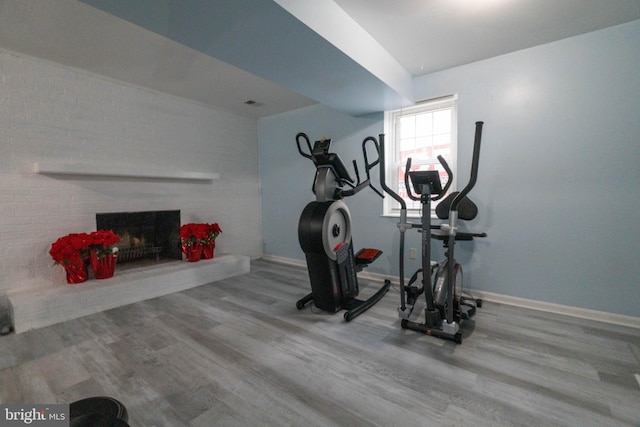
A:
[96, 210, 181, 263]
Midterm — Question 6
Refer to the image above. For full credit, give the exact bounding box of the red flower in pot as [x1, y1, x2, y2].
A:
[179, 223, 208, 262]
[87, 229, 120, 279]
[49, 233, 92, 283]
[202, 223, 222, 259]
[179, 222, 222, 261]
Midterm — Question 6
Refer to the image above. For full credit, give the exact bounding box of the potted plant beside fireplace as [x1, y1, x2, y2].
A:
[201, 223, 222, 259]
[88, 229, 120, 279]
[179, 223, 207, 262]
[49, 233, 92, 284]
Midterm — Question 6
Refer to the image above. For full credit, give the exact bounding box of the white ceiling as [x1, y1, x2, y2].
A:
[334, 0, 640, 76]
[1, 0, 639, 118]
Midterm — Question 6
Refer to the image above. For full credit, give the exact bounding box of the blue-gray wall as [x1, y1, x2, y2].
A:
[258, 20, 640, 318]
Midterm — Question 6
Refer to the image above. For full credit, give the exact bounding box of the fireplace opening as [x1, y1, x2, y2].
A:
[96, 210, 181, 266]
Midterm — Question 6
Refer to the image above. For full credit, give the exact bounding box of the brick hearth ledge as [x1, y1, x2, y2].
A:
[8, 253, 249, 333]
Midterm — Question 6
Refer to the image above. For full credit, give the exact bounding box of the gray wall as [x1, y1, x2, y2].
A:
[258, 20, 640, 318]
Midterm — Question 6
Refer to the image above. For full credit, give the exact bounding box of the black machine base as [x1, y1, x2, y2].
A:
[401, 319, 463, 344]
[400, 297, 482, 344]
[297, 241, 389, 321]
[297, 279, 391, 321]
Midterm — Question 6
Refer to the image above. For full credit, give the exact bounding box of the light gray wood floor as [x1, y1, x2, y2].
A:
[1, 259, 639, 426]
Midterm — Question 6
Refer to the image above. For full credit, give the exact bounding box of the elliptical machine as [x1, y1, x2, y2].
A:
[379, 121, 486, 344]
[296, 133, 391, 321]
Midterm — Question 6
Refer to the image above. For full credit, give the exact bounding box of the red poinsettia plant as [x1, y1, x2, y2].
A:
[49, 233, 92, 267]
[180, 223, 222, 246]
[179, 223, 209, 246]
[205, 223, 222, 243]
[49, 229, 120, 265]
[87, 229, 120, 259]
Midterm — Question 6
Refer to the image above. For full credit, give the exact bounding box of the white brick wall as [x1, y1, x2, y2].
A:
[0, 49, 262, 292]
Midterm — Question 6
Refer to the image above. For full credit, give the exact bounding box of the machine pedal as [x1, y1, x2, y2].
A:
[354, 248, 382, 266]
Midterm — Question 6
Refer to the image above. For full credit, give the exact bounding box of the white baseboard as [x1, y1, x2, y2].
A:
[260, 254, 640, 329]
[468, 290, 640, 329]
[261, 254, 306, 269]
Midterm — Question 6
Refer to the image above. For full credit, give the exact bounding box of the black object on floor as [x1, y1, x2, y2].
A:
[70, 397, 129, 427]
[0, 323, 11, 336]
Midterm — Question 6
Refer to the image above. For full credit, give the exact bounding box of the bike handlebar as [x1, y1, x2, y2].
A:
[403, 155, 453, 202]
[436, 155, 453, 201]
[404, 158, 417, 201]
[450, 121, 483, 212]
[362, 137, 384, 198]
[378, 134, 406, 209]
[296, 132, 383, 199]
[341, 136, 384, 198]
[296, 132, 313, 161]
[362, 136, 381, 172]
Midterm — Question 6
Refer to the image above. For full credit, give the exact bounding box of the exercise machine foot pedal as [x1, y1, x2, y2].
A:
[354, 248, 382, 267]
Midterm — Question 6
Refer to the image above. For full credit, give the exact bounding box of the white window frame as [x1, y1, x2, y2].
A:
[383, 95, 458, 217]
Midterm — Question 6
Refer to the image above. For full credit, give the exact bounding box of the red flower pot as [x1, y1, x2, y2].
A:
[182, 242, 202, 262]
[90, 250, 118, 279]
[63, 262, 88, 284]
[201, 241, 215, 259]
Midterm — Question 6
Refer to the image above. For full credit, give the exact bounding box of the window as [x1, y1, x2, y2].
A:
[383, 96, 457, 217]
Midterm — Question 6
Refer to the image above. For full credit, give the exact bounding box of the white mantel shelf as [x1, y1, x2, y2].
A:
[33, 161, 219, 182]
[8, 253, 249, 333]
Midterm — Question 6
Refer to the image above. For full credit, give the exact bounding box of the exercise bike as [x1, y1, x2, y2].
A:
[379, 121, 486, 344]
[295, 133, 391, 321]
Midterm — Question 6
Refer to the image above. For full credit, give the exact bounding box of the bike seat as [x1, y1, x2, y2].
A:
[435, 192, 478, 221]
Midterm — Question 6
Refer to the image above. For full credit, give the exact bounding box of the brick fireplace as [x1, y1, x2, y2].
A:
[96, 210, 182, 264]
[2, 49, 260, 334]
[8, 208, 253, 334]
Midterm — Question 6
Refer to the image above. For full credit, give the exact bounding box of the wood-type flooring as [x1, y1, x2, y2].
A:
[1, 259, 639, 426]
